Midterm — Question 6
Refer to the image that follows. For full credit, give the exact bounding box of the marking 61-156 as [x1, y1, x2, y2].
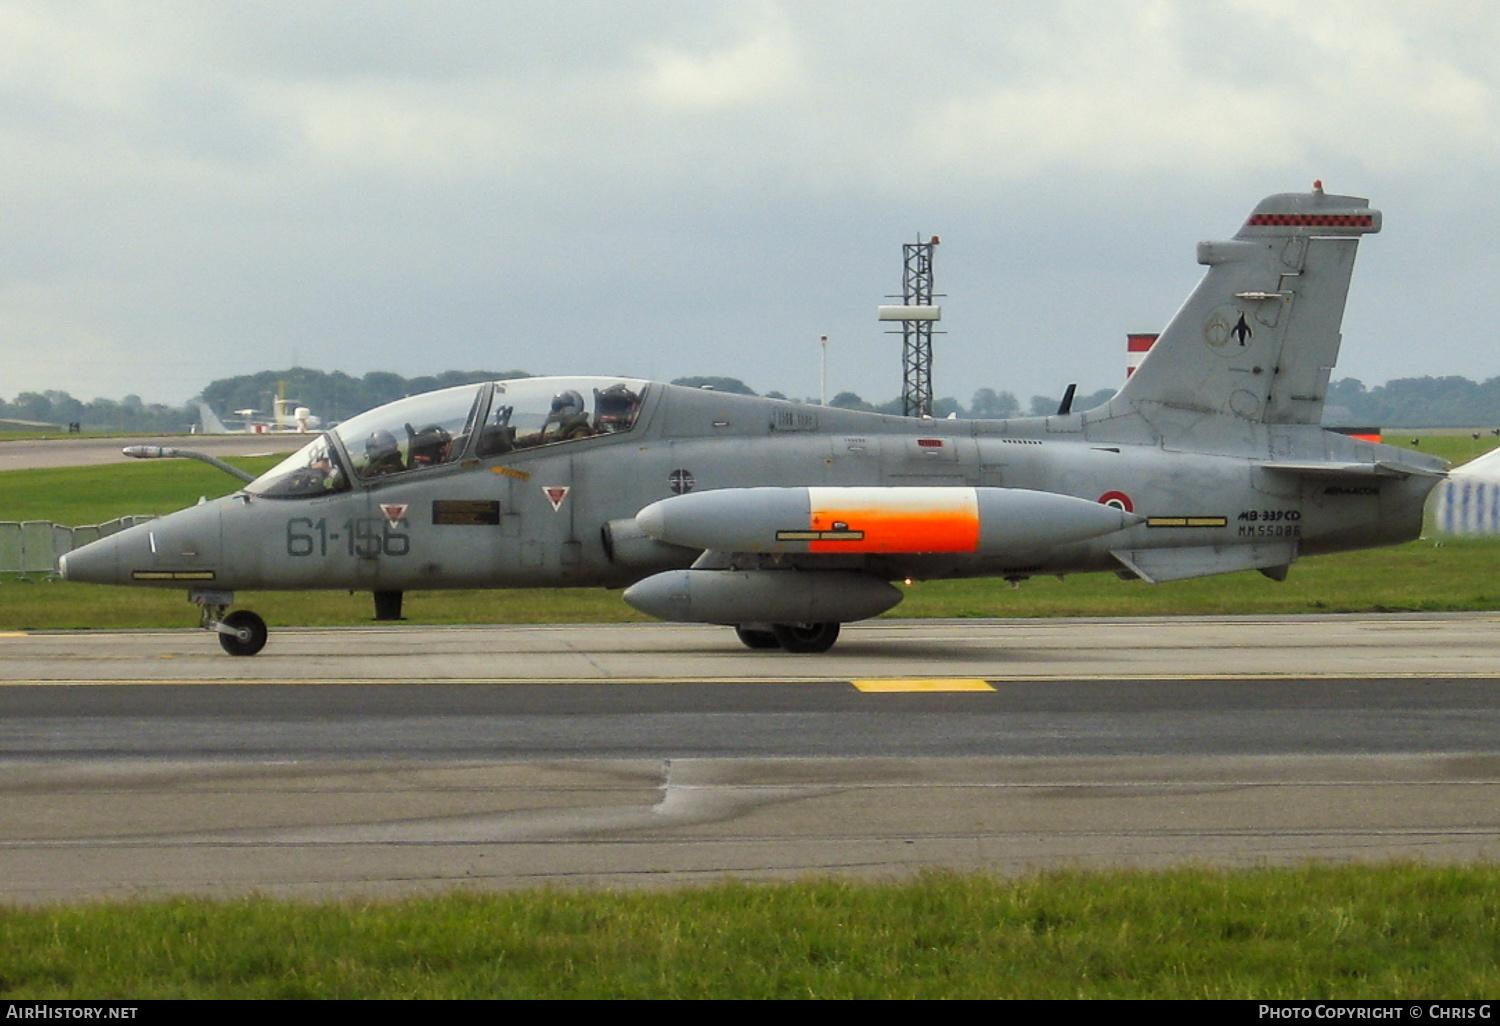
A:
[286, 517, 409, 558]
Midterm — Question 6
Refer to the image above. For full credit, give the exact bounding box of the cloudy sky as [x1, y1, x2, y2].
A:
[3, 0, 1498, 408]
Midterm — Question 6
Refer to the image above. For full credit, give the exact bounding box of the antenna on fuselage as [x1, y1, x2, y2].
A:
[1056, 383, 1077, 416]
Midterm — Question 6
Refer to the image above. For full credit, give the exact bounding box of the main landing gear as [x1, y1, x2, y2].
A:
[373, 590, 404, 621]
[735, 622, 841, 653]
[192, 590, 268, 657]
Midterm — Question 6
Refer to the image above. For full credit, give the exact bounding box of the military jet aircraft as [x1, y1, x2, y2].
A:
[61, 185, 1447, 655]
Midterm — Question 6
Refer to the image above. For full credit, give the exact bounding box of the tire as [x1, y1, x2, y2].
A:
[771, 622, 840, 654]
[218, 610, 268, 657]
[735, 625, 782, 650]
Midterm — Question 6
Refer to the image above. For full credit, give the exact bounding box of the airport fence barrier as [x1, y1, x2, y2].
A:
[0, 516, 156, 579]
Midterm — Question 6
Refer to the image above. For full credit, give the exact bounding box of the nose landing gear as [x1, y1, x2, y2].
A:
[191, 590, 268, 656]
[215, 609, 268, 656]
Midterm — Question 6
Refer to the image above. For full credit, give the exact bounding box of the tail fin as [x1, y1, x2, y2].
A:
[189, 399, 230, 434]
[1108, 185, 1380, 425]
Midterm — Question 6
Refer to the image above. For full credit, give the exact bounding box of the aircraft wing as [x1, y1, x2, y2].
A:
[1111, 542, 1297, 585]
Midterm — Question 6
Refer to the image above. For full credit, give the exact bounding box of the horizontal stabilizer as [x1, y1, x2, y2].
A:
[1260, 460, 1446, 479]
[1112, 541, 1297, 584]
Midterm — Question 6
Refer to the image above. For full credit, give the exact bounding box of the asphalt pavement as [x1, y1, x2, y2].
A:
[2, 615, 1499, 902]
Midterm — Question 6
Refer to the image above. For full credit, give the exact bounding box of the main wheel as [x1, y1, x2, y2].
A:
[218, 610, 268, 657]
[771, 622, 840, 653]
[735, 625, 782, 650]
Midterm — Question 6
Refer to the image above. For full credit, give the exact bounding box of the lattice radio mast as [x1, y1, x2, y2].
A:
[878, 236, 943, 417]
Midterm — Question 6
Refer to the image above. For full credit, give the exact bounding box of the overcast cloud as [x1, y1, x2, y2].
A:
[3, 0, 1498, 407]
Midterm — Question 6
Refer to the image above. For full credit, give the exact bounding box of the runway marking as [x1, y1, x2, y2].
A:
[8, 672, 1488, 690]
[0, 678, 861, 687]
[852, 678, 995, 693]
[7, 672, 1492, 688]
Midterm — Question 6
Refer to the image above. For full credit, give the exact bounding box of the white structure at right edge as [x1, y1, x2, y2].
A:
[1434, 448, 1500, 534]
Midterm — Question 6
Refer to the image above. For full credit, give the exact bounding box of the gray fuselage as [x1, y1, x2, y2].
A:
[60, 379, 1442, 595]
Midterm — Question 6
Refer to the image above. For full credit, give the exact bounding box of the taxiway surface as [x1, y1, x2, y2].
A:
[3, 613, 1495, 684]
[2, 615, 1498, 902]
[0, 434, 300, 472]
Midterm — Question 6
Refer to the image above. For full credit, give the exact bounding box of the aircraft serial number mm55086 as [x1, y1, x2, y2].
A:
[60, 183, 1447, 655]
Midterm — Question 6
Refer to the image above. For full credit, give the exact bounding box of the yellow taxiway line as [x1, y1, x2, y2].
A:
[851, 678, 996, 692]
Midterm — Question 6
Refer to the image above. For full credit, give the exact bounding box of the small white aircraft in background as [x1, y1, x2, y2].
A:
[191, 397, 322, 435]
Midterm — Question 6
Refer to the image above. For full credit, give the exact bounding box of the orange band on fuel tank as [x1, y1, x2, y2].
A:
[806, 487, 980, 553]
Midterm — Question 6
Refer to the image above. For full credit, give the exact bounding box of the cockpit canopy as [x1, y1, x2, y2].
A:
[246, 377, 648, 499]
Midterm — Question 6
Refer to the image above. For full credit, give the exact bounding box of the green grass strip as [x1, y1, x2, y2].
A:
[3, 866, 1499, 998]
[6, 535, 1500, 629]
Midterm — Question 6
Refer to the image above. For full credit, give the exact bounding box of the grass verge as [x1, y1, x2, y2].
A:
[5, 536, 1500, 630]
[3, 866, 1498, 998]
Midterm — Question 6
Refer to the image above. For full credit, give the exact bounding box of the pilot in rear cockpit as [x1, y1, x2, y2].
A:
[594, 383, 640, 433]
[408, 423, 453, 467]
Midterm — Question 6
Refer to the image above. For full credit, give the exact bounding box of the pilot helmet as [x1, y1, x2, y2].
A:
[365, 429, 399, 463]
[550, 389, 585, 419]
[410, 423, 452, 464]
[594, 383, 639, 430]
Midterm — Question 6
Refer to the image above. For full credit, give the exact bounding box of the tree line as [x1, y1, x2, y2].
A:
[0, 369, 529, 433]
[1323, 377, 1500, 429]
[6, 369, 1500, 431]
[196, 368, 531, 425]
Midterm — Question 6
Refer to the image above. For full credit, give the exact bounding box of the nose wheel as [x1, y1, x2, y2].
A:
[216, 610, 268, 657]
[193, 592, 268, 656]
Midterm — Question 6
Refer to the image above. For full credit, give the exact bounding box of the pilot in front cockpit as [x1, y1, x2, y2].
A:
[542, 389, 592, 441]
[362, 429, 405, 477]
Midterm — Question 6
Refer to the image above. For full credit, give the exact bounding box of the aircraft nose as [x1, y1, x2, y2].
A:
[60, 504, 223, 586]
[59, 522, 144, 584]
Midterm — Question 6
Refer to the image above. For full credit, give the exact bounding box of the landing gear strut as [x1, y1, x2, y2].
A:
[191, 589, 268, 657]
[373, 590, 404, 621]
